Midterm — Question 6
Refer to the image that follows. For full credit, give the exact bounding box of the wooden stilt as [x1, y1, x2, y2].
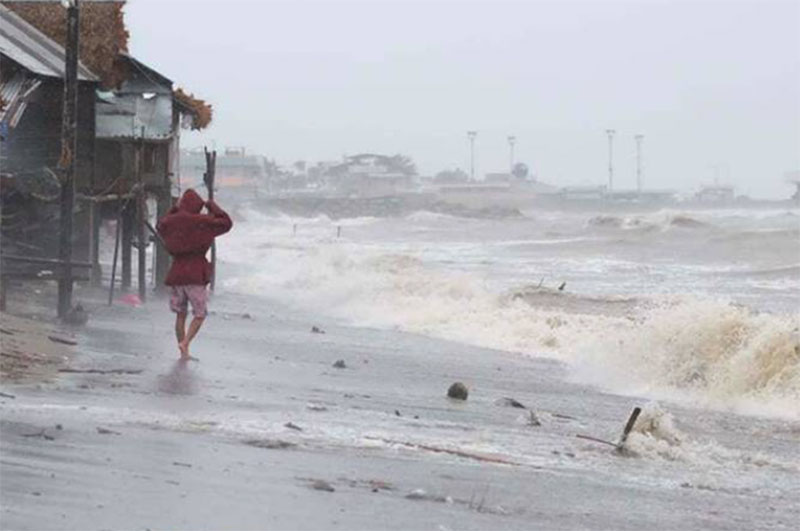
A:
[108, 206, 122, 305]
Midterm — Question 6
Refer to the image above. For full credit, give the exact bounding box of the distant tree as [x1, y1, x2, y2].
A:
[512, 162, 529, 180]
[385, 154, 417, 176]
[434, 168, 469, 183]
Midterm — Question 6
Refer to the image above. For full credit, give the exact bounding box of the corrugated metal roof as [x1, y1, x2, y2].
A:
[0, 3, 97, 81]
[0, 70, 42, 128]
[96, 91, 174, 140]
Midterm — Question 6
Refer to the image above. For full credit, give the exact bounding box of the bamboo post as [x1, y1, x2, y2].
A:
[203, 147, 217, 291]
[108, 205, 122, 305]
[137, 129, 147, 302]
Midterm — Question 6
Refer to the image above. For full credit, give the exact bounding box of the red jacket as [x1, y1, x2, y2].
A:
[156, 189, 233, 286]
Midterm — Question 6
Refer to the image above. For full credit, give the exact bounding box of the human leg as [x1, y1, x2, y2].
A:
[175, 312, 187, 343]
[177, 285, 209, 359]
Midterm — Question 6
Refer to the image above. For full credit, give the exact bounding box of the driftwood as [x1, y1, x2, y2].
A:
[47, 335, 77, 346]
[365, 436, 520, 466]
[58, 368, 142, 375]
[575, 406, 642, 452]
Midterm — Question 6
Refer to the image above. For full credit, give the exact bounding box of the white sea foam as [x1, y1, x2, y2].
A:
[223, 210, 800, 420]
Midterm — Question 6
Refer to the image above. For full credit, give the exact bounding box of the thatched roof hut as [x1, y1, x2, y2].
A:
[1, 0, 212, 129]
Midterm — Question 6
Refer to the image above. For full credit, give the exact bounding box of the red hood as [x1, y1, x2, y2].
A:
[178, 189, 205, 214]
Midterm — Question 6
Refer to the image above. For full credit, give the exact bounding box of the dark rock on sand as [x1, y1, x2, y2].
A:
[447, 382, 468, 400]
[332, 359, 346, 369]
[311, 326, 326, 334]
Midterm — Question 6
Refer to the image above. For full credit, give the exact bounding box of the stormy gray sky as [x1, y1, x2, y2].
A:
[127, 0, 800, 198]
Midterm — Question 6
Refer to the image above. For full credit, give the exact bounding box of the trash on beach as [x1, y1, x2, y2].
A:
[243, 438, 297, 450]
[306, 403, 328, 412]
[118, 294, 142, 307]
[576, 406, 642, 453]
[527, 410, 542, 427]
[332, 359, 346, 369]
[308, 479, 335, 492]
[284, 422, 303, 431]
[447, 382, 468, 400]
[59, 368, 142, 375]
[21, 429, 54, 441]
[47, 335, 77, 346]
[496, 397, 526, 409]
[405, 489, 452, 503]
[311, 325, 326, 334]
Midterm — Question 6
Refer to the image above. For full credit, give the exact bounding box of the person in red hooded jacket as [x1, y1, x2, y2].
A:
[156, 189, 232, 360]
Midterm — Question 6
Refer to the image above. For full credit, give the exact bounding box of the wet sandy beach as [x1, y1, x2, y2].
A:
[1, 290, 798, 530]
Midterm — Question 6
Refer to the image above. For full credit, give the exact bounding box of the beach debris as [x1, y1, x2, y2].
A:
[332, 359, 346, 369]
[21, 429, 54, 441]
[284, 422, 303, 431]
[118, 294, 142, 307]
[364, 436, 519, 466]
[172, 461, 192, 468]
[575, 406, 642, 452]
[58, 368, 142, 375]
[527, 410, 542, 427]
[394, 409, 402, 417]
[405, 489, 451, 503]
[47, 335, 77, 346]
[306, 403, 328, 412]
[241, 312, 253, 320]
[309, 479, 335, 492]
[551, 412, 577, 421]
[96, 427, 121, 435]
[447, 382, 468, 400]
[63, 304, 88, 326]
[0, 328, 14, 335]
[311, 326, 326, 334]
[496, 397, 526, 409]
[0, 392, 16, 399]
[558, 281, 567, 291]
[55, 424, 63, 430]
[617, 406, 642, 450]
[243, 438, 297, 450]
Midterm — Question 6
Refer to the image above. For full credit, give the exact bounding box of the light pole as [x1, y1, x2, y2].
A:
[507, 135, 516, 174]
[467, 131, 477, 181]
[635, 134, 644, 194]
[605, 129, 615, 192]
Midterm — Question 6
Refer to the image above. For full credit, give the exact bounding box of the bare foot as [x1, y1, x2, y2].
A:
[178, 340, 189, 359]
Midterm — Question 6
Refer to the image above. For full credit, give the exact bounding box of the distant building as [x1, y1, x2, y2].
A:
[326, 153, 416, 197]
[180, 147, 268, 200]
[695, 185, 735, 204]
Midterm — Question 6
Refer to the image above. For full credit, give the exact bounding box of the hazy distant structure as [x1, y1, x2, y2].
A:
[605, 129, 615, 191]
[507, 135, 516, 173]
[635, 134, 644, 193]
[467, 131, 477, 181]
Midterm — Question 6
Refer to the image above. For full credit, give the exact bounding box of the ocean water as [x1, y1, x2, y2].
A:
[223, 205, 800, 421]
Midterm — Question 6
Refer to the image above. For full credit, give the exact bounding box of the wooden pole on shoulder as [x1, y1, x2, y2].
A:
[203, 147, 217, 291]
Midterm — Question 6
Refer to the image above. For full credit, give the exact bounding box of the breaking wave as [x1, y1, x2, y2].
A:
[223, 216, 800, 420]
[587, 211, 709, 232]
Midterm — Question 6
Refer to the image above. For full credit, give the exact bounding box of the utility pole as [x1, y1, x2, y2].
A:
[57, 0, 80, 318]
[467, 131, 477, 181]
[507, 135, 516, 174]
[635, 134, 644, 194]
[605, 129, 615, 192]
